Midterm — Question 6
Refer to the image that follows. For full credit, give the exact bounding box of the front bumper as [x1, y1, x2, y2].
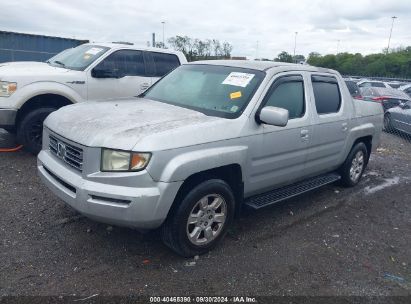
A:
[0, 108, 17, 128]
[37, 149, 182, 229]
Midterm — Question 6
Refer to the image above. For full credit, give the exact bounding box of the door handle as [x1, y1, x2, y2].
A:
[300, 129, 309, 140]
[342, 122, 348, 132]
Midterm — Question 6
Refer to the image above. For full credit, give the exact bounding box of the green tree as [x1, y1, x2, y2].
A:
[306, 47, 411, 78]
[274, 51, 293, 63]
[167, 36, 233, 61]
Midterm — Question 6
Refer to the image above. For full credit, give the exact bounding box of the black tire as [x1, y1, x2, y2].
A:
[161, 179, 235, 257]
[17, 107, 56, 155]
[383, 113, 393, 133]
[340, 142, 368, 187]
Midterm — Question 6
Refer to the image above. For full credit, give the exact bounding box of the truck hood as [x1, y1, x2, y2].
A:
[45, 98, 224, 151]
[0, 61, 72, 79]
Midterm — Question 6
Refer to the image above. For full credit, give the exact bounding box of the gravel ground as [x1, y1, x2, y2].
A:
[0, 130, 410, 298]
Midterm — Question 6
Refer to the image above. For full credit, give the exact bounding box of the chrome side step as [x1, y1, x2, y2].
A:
[244, 172, 341, 210]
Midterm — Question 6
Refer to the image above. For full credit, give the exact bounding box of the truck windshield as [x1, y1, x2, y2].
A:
[143, 64, 265, 118]
[47, 44, 109, 71]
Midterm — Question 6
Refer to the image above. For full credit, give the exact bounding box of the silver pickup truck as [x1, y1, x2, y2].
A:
[37, 60, 383, 256]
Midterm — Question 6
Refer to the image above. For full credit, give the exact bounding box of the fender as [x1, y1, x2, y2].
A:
[340, 122, 376, 163]
[156, 145, 248, 183]
[11, 81, 84, 109]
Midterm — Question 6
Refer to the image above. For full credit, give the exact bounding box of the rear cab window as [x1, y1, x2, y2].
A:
[148, 52, 181, 77]
[312, 75, 342, 115]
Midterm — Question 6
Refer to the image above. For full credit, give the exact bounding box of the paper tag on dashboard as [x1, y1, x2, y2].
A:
[222, 72, 255, 87]
[85, 47, 103, 55]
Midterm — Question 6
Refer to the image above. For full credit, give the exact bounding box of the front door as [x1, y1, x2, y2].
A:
[87, 49, 152, 101]
[248, 73, 312, 194]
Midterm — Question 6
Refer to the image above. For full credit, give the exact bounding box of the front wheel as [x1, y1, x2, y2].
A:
[161, 179, 235, 257]
[17, 107, 56, 155]
[340, 142, 368, 187]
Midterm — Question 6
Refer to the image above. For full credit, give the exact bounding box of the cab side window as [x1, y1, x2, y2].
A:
[264, 77, 305, 119]
[151, 52, 180, 77]
[97, 50, 146, 77]
[312, 75, 341, 115]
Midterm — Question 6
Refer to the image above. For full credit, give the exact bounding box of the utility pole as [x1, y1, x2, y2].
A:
[387, 16, 397, 54]
[293, 32, 298, 61]
[161, 21, 166, 48]
[337, 39, 340, 54]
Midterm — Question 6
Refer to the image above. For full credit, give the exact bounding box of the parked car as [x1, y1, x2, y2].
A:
[384, 101, 411, 135]
[38, 61, 383, 256]
[399, 84, 411, 97]
[357, 80, 390, 88]
[344, 80, 363, 99]
[386, 81, 404, 89]
[360, 87, 411, 111]
[0, 42, 187, 153]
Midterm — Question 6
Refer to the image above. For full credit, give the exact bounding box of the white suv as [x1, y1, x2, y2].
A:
[0, 42, 187, 153]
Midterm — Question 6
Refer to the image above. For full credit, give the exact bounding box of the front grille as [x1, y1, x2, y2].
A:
[49, 135, 83, 171]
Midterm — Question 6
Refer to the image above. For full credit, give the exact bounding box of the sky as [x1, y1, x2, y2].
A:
[2, 0, 411, 59]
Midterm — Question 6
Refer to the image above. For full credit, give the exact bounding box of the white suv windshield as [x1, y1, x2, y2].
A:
[47, 44, 109, 71]
[143, 64, 265, 118]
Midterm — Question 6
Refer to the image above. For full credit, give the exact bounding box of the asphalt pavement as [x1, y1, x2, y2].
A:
[1, 130, 410, 298]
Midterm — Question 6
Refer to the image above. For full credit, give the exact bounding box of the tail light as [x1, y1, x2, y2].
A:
[354, 95, 363, 100]
[371, 96, 387, 103]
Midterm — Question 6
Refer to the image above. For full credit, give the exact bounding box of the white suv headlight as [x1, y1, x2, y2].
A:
[0, 81, 17, 97]
[101, 149, 151, 172]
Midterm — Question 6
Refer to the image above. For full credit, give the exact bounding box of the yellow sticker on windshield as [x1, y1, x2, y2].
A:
[230, 91, 242, 99]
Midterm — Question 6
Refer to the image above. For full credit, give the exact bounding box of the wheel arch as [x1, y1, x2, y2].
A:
[166, 164, 244, 220]
[352, 135, 373, 164]
[16, 93, 73, 126]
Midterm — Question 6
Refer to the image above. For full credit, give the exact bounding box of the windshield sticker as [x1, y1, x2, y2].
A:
[83, 54, 91, 60]
[85, 47, 104, 55]
[222, 72, 255, 88]
[230, 91, 242, 99]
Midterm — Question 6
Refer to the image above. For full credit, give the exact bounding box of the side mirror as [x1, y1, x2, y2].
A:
[258, 106, 289, 127]
[91, 66, 121, 78]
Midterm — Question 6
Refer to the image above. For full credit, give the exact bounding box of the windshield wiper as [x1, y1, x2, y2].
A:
[53, 60, 66, 68]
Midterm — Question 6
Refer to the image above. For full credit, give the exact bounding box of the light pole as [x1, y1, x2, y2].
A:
[293, 32, 298, 61]
[256, 40, 259, 60]
[161, 21, 165, 48]
[387, 16, 397, 54]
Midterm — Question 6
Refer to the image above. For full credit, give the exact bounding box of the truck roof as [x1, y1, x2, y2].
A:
[84, 42, 185, 56]
[191, 60, 337, 74]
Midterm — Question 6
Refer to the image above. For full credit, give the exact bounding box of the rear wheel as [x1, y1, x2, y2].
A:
[161, 179, 235, 257]
[340, 142, 368, 187]
[17, 107, 56, 155]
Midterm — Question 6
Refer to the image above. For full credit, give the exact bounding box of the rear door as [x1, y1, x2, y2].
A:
[305, 75, 352, 176]
[87, 49, 152, 100]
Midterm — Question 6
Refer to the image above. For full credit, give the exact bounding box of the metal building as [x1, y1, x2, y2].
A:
[0, 31, 88, 63]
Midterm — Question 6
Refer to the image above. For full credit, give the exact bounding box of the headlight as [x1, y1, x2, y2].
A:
[101, 149, 151, 172]
[0, 81, 17, 97]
